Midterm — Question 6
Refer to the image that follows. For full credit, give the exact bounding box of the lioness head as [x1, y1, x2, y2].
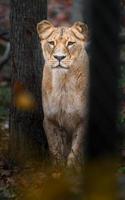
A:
[37, 20, 88, 70]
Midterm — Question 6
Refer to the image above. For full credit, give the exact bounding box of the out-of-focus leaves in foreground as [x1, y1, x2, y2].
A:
[14, 92, 36, 111]
[13, 81, 36, 111]
[84, 158, 118, 200]
[13, 158, 120, 200]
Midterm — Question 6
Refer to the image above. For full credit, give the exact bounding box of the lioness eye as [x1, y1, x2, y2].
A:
[48, 41, 54, 46]
[67, 42, 75, 46]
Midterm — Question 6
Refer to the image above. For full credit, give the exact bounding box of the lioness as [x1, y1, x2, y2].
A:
[37, 20, 89, 166]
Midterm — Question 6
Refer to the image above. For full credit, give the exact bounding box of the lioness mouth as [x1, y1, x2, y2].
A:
[52, 65, 69, 69]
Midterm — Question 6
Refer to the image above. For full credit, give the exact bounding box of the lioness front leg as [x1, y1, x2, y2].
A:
[67, 123, 86, 167]
[43, 118, 67, 165]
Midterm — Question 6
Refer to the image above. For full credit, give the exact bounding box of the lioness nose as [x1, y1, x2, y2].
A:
[54, 55, 66, 61]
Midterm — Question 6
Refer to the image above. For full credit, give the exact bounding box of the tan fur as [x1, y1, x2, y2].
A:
[37, 20, 89, 166]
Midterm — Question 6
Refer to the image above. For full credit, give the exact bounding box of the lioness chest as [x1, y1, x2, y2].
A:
[42, 69, 84, 130]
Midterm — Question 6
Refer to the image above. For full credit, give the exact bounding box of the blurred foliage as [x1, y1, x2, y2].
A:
[0, 44, 6, 55]
[84, 159, 118, 200]
[48, 0, 72, 25]
[0, 84, 10, 120]
[14, 92, 36, 111]
[0, 157, 123, 200]
[118, 166, 125, 173]
[13, 158, 119, 200]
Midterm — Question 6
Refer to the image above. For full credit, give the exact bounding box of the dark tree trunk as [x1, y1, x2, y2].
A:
[87, 0, 120, 159]
[9, 0, 47, 163]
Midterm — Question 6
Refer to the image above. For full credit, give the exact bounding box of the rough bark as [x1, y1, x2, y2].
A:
[9, 0, 47, 163]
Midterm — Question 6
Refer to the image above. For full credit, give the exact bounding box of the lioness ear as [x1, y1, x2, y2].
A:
[71, 21, 89, 41]
[37, 20, 54, 40]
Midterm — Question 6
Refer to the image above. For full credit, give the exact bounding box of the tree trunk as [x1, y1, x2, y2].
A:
[87, 0, 120, 159]
[9, 0, 47, 163]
